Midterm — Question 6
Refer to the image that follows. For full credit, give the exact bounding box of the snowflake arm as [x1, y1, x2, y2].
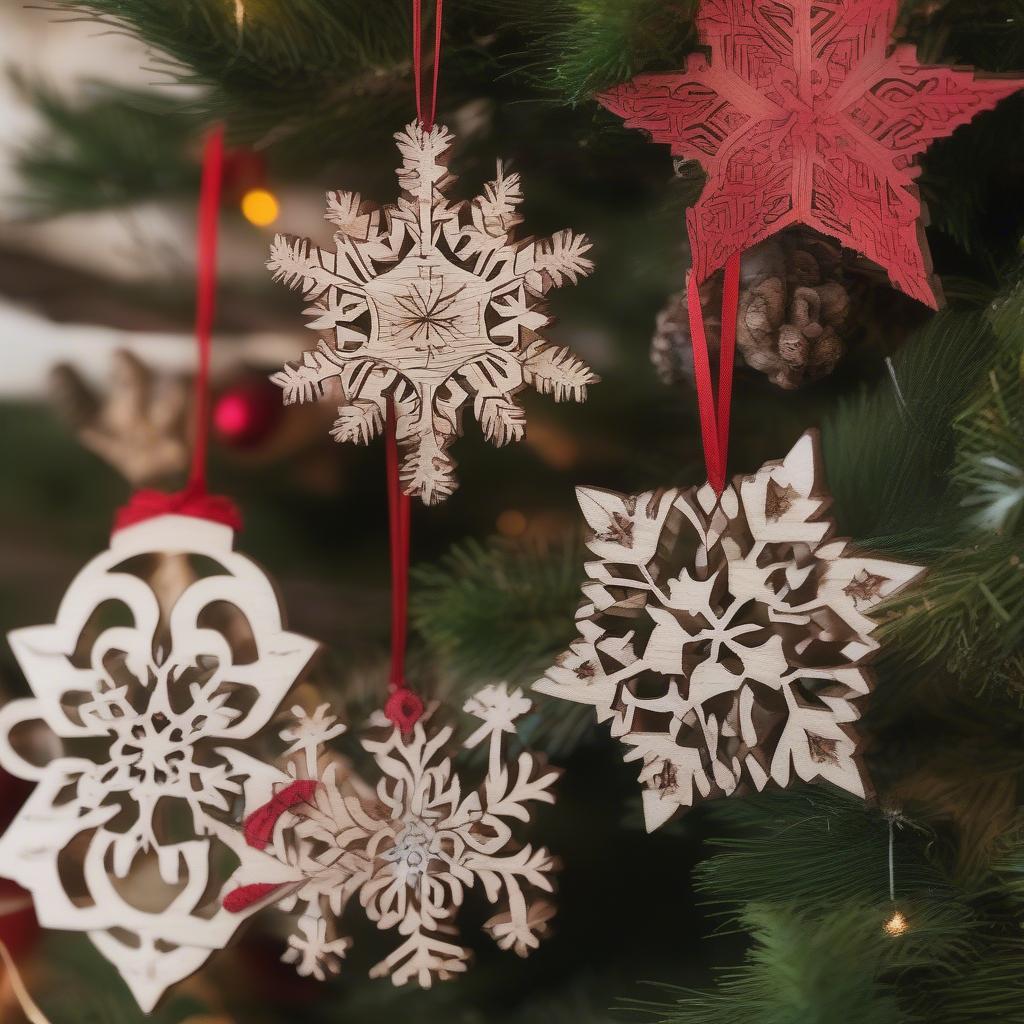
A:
[522, 339, 598, 402]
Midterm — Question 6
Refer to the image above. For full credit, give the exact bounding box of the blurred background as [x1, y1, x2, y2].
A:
[0, 1, 1022, 1022]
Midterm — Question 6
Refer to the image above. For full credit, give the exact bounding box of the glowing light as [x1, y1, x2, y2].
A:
[497, 510, 528, 537]
[883, 910, 908, 937]
[241, 188, 279, 227]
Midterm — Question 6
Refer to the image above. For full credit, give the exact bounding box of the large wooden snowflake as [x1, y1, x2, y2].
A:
[223, 684, 558, 985]
[0, 515, 318, 1011]
[269, 122, 597, 504]
[535, 433, 924, 831]
[598, 0, 1024, 307]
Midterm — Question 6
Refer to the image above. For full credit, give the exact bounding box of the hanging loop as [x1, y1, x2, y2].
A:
[687, 250, 741, 494]
[412, 0, 444, 130]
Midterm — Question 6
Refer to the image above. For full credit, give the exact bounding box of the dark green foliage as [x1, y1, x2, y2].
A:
[630, 905, 911, 1024]
[11, 78, 199, 217]
[411, 536, 582, 684]
[482, 0, 699, 104]
[692, 788, 951, 911]
[46, 0, 416, 146]
[411, 537, 594, 754]
[820, 308, 996, 551]
[637, 787, 1024, 1023]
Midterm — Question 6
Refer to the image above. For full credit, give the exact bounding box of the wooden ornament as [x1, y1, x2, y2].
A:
[0, 515, 318, 1012]
[50, 350, 190, 486]
[268, 122, 597, 504]
[535, 432, 924, 832]
[598, 0, 1024, 307]
[223, 683, 559, 986]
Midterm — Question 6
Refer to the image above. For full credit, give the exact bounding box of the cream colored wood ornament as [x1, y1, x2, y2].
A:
[223, 683, 559, 986]
[535, 432, 924, 831]
[50, 350, 190, 486]
[268, 122, 597, 504]
[0, 515, 318, 1012]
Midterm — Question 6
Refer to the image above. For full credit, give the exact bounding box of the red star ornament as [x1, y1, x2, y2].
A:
[598, 0, 1024, 307]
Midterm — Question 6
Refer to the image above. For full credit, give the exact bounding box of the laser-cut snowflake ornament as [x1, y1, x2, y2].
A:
[0, 514, 317, 1011]
[598, 0, 1024, 307]
[222, 683, 559, 986]
[268, 122, 597, 504]
[535, 432, 924, 832]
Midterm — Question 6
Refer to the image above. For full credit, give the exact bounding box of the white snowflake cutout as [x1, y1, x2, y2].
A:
[0, 514, 317, 1011]
[268, 122, 597, 505]
[535, 431, 925, 831]
[223, 683, 559, 986]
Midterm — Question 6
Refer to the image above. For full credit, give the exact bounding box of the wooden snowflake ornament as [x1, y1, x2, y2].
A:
[223, 683, 559, 985]
[0, 515, 318, 1011]
[535, 433, 924, 831]
[269, 122, 597, 503]
[598, 0, 1024, 307]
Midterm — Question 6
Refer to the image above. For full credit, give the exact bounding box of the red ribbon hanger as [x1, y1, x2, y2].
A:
[381, 0, 444, 732]
[412, 0, 444, 131]
[686, 250, 741, 495]
[114, 126, 241, 533]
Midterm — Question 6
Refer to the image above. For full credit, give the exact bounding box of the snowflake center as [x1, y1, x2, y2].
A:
[87, 662, 237, 800]
[385, 815, 438, 885]
[114, 712, 194, 786]
[364, 255, 490, 375]
[394, 280, 468, 350]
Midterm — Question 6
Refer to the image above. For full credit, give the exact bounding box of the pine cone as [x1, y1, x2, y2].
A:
[650, 229, 853, 389]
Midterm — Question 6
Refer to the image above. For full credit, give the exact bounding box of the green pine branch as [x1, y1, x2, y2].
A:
[45, 0, 416, 147]
[820, 307, 998, 551]
[411, 536, 594, 755]
[10, 77, 200, 217]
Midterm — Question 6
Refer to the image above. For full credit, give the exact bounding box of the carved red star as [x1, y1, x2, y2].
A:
[599, 0, 1023, 307]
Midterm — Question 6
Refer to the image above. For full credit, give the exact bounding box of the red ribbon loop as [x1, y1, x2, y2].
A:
[412, 0, 444, 130]
[687, 250, 741, 494]
[385, 688, 425, 735]
[382, 402, 422, 733]
[113, 126, 230, 534]
[242, 779, 318, 851]
[222, 882, 284, 914]
[113, 483, 242, 533]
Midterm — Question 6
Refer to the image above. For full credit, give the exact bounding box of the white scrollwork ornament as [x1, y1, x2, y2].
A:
[0, 514, 317, 1012]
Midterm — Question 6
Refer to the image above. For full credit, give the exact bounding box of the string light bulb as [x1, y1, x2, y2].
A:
[883, 910, 908, 937]
[241, 187, 279, 227]
[496, 509, 528, 537]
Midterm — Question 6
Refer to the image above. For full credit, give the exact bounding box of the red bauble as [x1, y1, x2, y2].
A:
[214, 376, 284, 448]
[0, 771, 37, 957]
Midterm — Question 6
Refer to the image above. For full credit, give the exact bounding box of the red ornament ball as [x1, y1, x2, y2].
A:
[214, 376, 283, 448]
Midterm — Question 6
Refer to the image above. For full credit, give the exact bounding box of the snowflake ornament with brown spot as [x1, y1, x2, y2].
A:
[535, 432, 924, 831]
[269, 122, 597, 504]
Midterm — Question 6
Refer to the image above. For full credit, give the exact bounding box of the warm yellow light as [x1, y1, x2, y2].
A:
[496, 509, 528, 538]
[241, 188, 279, 227]
[883, 910, 908, 937]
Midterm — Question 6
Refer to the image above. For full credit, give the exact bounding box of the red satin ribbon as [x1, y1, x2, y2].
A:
[378, 0, 442, 732]
[413, 0, 444, 130]
[113, 126, 241, 533]
[383, 403, 423, 732]
[687, 251, 741, 495]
